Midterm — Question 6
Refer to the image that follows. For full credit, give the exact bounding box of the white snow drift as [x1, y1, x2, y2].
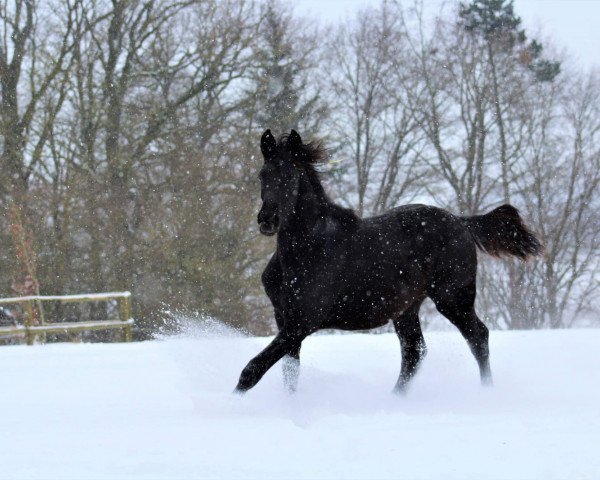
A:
[1, 327, 599, 479]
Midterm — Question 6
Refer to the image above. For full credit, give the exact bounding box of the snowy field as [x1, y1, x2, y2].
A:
[1, 327, 599, 480]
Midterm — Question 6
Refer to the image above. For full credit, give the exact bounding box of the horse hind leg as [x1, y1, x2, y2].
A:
[430, 283, 492, 385]
[392, 299, 427, 394]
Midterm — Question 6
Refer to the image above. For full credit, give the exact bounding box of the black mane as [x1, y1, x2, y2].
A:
[277, 134, 327, 166]
[278, 134, 358, 229]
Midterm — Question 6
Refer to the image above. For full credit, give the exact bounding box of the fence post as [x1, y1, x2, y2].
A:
[24, 300, 34, 345]
[119, 294, 132, 342]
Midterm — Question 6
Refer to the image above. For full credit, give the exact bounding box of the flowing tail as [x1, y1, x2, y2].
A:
[461, 204, 543, 261]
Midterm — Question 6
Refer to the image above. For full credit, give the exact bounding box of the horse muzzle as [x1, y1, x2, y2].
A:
[258, 207, 278, 236]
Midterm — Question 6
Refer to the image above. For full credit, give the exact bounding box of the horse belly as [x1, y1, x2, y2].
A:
[324, 288, 411, 331]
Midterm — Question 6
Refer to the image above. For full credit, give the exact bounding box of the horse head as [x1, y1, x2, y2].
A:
[257, 129, 307, 236]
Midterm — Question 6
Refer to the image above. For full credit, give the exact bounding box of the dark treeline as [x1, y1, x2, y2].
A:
[0, 0, 598, 336]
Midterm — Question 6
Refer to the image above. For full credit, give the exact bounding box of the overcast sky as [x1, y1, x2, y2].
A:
[295, 0, 599, 69]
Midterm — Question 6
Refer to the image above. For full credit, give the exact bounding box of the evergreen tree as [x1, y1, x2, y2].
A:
[459, 0, 560, 82]
[250, 0, 326, 134]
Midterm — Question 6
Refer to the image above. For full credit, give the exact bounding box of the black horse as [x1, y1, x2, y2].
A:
[235, 129, 543, 394]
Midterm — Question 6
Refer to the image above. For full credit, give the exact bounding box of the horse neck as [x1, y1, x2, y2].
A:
[279, 170, 330, 238]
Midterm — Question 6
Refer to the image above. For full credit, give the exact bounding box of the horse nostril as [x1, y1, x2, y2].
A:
[259, 222, 276, 236]
[258, 210, 277, 226]
[257, 212, 278, 236]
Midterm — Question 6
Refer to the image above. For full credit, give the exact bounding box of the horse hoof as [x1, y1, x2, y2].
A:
[392, 385, 409, 396]
[481, 376, 494, 387]
[284, 384, 298, 394]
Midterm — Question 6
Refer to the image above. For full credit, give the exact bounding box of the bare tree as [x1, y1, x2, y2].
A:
[326, 3, 426, 216]
[510, 70, 600, 328]
[0, 0, 81, 202]
[0, 0, 84, 301]
[65, 0, 257, 298]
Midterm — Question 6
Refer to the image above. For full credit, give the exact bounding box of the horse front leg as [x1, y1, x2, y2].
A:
[274, 309, 302, 393]
[281, 344, 301, 393]
[235, 328, 305, 393]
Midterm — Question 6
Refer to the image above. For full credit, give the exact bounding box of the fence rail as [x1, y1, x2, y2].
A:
[0, 292, 133, 345]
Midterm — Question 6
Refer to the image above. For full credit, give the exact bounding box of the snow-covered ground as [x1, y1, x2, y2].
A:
[1, 327, 599, 480]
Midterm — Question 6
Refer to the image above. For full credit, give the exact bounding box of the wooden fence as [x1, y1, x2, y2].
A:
[0, 292, 134, 345]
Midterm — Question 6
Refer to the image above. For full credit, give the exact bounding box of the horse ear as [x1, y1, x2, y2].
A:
[261, 129, 276, 158]
[288, 129, 303, 149]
